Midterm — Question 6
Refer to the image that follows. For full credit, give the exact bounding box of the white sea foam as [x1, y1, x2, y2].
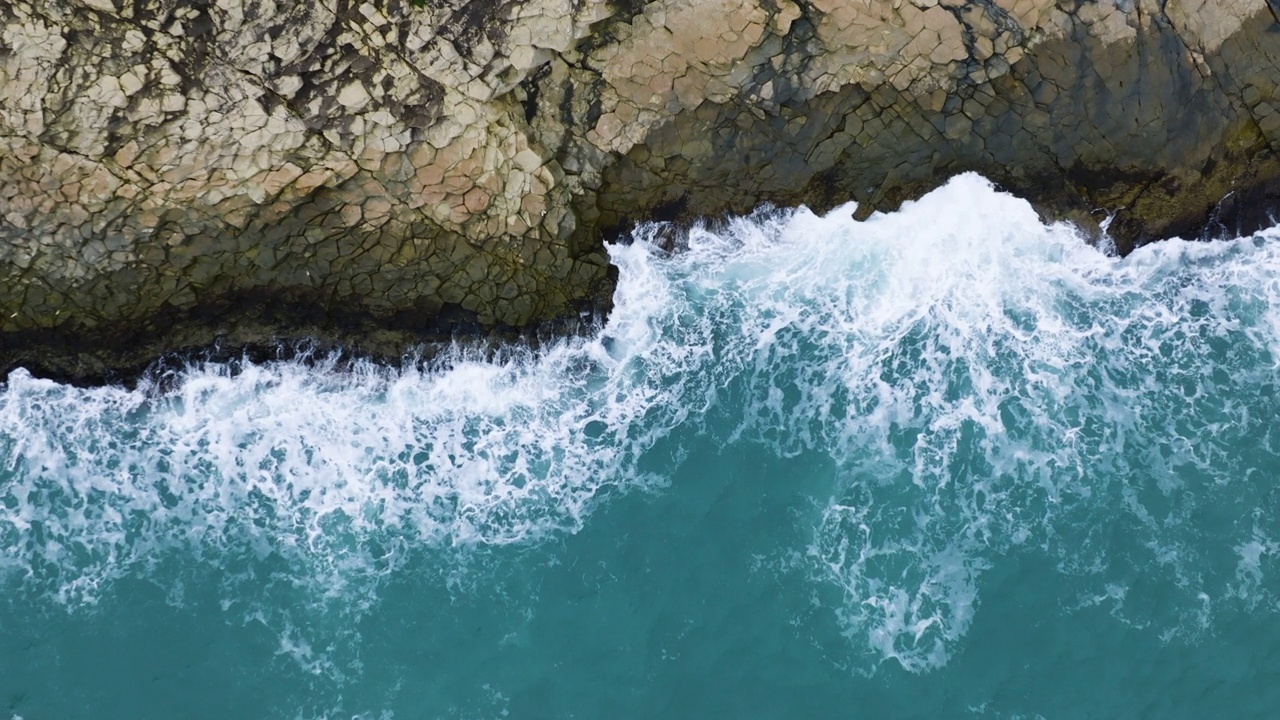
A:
[0, 325, 688, 605]
[3, 173, 1279, 674]
[607, 174, 1280, 670]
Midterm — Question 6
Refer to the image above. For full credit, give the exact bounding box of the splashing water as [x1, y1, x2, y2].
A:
[4, 174, 1280, 717]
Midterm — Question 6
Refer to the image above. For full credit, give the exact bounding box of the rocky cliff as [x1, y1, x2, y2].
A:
[3, 0, 1279, 380]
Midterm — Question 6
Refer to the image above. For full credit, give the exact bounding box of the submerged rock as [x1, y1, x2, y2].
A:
[2, 0, 1279, 379]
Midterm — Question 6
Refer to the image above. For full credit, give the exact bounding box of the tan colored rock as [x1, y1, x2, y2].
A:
[0, 0, 1278, 378]
[1166, 0, 1257, 53]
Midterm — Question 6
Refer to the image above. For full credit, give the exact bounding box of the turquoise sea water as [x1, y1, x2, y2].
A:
[4, 175, 1280, 718]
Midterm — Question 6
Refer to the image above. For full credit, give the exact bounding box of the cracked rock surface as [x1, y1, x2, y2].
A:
[3, 0, 1279, 380]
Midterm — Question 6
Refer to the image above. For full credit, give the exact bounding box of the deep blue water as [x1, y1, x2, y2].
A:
[3, 175, 1280, 718]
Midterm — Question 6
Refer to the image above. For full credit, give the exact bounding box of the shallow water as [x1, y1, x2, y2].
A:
[3, 175, 1280, 718]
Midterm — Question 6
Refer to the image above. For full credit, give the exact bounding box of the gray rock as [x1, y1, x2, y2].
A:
[2, 0, 1279, 380]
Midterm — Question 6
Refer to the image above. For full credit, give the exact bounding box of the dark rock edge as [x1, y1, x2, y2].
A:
[5, 173, 1280, 389]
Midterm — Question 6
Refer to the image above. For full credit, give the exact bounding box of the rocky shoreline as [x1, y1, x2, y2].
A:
[3, 0, 1280, 382]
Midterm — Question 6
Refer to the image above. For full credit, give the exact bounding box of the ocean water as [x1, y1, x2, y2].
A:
[3, 174, 1280, 718]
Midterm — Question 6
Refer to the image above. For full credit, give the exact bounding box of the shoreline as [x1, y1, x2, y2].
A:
[0, 284, 613, 388]
[5, 181, 1279, 388]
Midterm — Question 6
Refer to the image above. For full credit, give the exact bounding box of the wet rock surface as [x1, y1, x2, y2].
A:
[2, 0, 1279, 380]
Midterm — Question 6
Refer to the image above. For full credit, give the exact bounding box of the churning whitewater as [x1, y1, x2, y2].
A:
[4, 174, 1280, 717]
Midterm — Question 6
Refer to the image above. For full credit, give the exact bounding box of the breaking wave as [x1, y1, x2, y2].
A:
[4, 174, 1280, 674]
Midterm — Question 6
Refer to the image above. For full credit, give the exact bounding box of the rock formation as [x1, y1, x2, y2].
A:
[2, 0, 1279, 379]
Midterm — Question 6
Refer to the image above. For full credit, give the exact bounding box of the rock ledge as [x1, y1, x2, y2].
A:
[3, 0, 1279, 380]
